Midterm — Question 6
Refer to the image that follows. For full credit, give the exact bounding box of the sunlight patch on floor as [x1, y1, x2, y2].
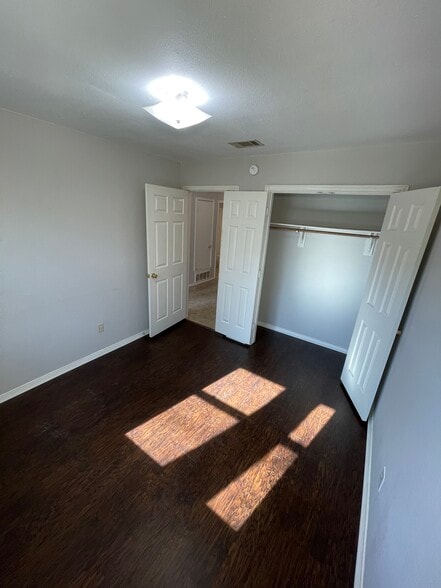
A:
[288, 404, 335, 447]
[203, 368, 285, 416]
[206, 444, 297, 530]
[126, 394, 238, 465]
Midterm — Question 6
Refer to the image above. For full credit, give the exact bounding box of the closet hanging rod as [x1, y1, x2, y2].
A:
[270, 222, 380, 239]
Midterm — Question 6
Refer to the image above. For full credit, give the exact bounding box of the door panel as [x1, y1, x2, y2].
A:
[172, 221, 184, 264]
[215, 191, 271, 345]
[341, 187, 441, 420]
[145, 184, 189, 337]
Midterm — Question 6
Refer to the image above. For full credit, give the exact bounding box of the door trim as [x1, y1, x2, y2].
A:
[354, 414, 374, 587]
[184, 185, 240, 192]
[214, 200, 224, 278]
[193, 196, 215, 275]
[251, 192, 274, 342]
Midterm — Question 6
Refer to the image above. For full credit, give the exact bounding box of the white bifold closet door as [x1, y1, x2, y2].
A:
[145, 184, 189, 337]
[216, 191, 272, 345]
[341, 187, 441, 421]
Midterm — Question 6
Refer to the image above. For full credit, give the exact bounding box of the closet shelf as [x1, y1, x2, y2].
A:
[269, 222, 380, 239]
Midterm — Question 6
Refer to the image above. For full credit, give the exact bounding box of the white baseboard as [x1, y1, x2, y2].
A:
[354, 414, 374, 588]
[0, 329, 149, 405]
[257, 321, 348, 354]
[189, 277, 216, 287]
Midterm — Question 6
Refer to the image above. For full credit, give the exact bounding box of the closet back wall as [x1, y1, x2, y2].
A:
[0, 108, 181, 398]
[258, 193, 382, 352]
[259, 230, 372, 352]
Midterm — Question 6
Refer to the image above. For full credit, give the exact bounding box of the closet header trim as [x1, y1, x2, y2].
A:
[265, 184, 409, 196]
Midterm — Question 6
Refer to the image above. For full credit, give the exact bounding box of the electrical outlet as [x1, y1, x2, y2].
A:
[378, 466, 386, 492]
[97, 323, 104, 333]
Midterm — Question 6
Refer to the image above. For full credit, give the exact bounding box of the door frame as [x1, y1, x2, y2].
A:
[193, 196, 216, 281]
[184, 185, 240, 192]
[184, 186, 239, 316]
[214, 200, 224, 278]
[250, 191, 274, 343]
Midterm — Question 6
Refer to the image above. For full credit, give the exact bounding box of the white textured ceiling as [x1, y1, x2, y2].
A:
[1, 0, 440, 161]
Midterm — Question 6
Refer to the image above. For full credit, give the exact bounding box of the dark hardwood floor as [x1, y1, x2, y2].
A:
[0, 322, 366, 587]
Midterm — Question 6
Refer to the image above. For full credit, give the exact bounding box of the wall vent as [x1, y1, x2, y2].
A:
[195, 271, 210, 282]
[228, 139, 265, 149]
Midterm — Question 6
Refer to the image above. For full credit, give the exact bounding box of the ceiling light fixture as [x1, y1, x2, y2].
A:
[143, 76, 211, 129]
[143, 92, 211, 129]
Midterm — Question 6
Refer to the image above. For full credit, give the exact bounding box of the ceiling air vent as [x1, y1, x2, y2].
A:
[228, 139, 265, 149]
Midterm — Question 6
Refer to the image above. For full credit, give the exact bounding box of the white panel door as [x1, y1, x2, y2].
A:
[145, 184, 189, 337]
[194, 198, 215, 272]
[215, 191, 272, 345]
[341, 187, 441, 420]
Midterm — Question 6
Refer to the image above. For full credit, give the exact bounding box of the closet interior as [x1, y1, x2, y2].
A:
[258, 192, 390, 352]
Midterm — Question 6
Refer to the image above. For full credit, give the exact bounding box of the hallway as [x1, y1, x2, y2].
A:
[188, 278, 218, 330]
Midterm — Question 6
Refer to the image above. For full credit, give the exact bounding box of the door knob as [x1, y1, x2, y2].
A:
[147, 272, 158, 279]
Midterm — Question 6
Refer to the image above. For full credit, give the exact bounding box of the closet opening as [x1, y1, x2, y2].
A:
[258, 190, 390, 353]
[187, 191, 225, 330]
[183, 184, 409, 355]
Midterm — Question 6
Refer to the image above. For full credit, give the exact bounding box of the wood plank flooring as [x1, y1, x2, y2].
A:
[0, 322, 366, 587]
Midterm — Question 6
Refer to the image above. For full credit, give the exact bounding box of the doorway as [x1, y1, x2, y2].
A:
[188, 192, 223, 329]
[145, 184, 269, 344]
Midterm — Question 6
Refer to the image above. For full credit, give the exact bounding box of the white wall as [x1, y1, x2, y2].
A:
[259, 229, 373, 352]
[182, 139, 441, 190]
[271, 193, 388, 231]
[0, 108, 181, 397]
[361, 216, 441, 587]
